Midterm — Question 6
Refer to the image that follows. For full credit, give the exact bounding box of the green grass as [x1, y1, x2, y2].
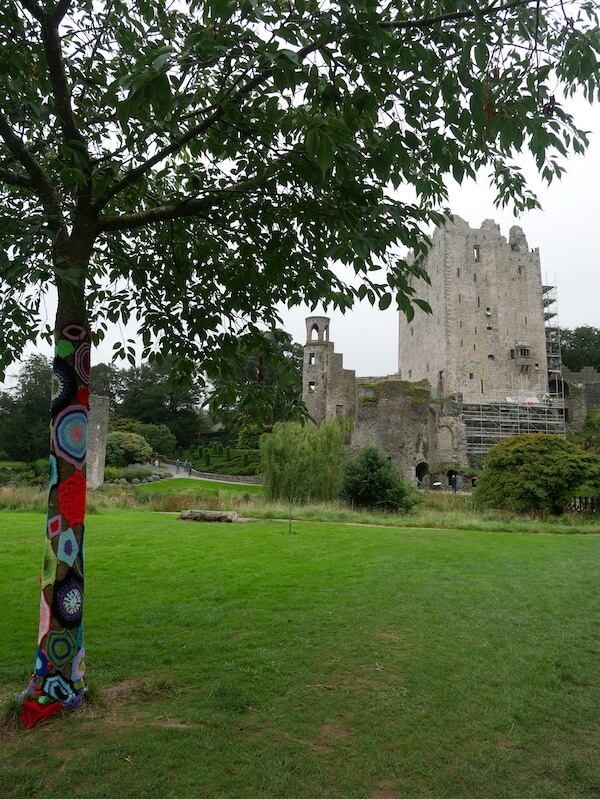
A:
[1, 511, 599, 798]
[134, 476, 263, 496]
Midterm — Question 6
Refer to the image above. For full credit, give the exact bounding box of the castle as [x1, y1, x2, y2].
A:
[302, 217, 599, 488]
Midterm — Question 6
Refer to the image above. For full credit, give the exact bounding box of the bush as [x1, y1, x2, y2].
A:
[475, 433, 600, 516]
[342, 444, 418, 513]
[105, 431, 152, 467]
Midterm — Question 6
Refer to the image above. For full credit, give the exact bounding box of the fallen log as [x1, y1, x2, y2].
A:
[179, 509, 239, 523]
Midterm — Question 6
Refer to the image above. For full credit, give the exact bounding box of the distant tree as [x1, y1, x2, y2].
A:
[105, 431, 152, 468]
[0, 355, 51, 461]
[561, 327, 600, 372]
[261, 419, 344, 503]
[118, 359, 209, 448]
[475, 434, 600, 516]
[209, 330, 304, 432]
[89, 363, 128, 416]
[342, 444, 417, 512]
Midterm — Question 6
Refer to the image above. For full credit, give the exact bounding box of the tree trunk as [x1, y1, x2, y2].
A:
[17, 265, 91, 727]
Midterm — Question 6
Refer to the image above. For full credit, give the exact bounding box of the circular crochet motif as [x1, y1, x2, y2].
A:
[74, 341, 91, 384]
[52, 571, 84, 629]
[47, 629, 78, 669]
[55, 338, 75, 358]
[61, 324, 88, 342]
[51, 358, 78, 416]
[53, 405, 87, 467]
[58, 469, 86, 527]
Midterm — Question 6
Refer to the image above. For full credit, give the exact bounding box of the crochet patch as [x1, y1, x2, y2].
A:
[58, 469, 86, 527]
[51, 358, 78, 416]
[47, 513, 63, 539]
[37, 592, 51, 645]
[61, 323, 88, 342]
[47, 629, 78, 669]
[53, 405, 88, 467]
[52, 570, 84, 629]
[74, 341, 91, 384]
[57, 528, 79, 567]
[41, 538, 57, 589]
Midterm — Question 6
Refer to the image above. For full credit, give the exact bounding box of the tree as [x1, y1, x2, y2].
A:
[117, 360, 208, 448]
[260, 418, 345, 520]
[208, 329, 304, 432]
[561, 326, 600, 372]
[0, 355, 52, 461]
[4, 0, 599, 723]
[88, 362, 128, 416]
[342, 444, 417, 512]
[474, 433, 600, 516]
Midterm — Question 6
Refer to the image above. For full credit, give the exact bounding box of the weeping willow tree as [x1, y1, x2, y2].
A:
[1, 0, 599, 725]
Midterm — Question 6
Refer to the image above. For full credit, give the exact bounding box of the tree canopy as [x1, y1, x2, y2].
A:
[561, 326, 600, 372]
[1, 0, 599, 392]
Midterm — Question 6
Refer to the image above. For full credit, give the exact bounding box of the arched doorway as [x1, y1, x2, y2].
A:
[416, 461, 429, 488]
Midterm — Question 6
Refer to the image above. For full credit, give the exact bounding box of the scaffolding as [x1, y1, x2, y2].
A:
[463, 282, 566, 458]
[462, 399, 565, 458]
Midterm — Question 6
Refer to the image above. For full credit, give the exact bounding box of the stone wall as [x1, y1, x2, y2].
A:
[562, 366, 600, 431]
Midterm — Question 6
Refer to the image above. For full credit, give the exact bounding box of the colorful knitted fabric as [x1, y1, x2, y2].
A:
[18, 323, 91, 727]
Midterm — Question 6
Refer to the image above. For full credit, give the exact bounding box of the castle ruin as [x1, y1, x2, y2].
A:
[302, 217, 595, 488]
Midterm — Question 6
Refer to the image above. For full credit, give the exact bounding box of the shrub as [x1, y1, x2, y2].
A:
[105, 431, 152, 467]
[342, 444, 417, 513]
[475, 433, 600, 516]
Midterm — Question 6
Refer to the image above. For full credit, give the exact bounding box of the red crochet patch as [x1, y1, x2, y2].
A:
[77, 386, 90, 406]
[21, 699, 63, 729]
[58, 469, 86, 527]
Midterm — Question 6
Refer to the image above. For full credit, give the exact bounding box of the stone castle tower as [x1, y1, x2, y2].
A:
[398, 217, 550, 402]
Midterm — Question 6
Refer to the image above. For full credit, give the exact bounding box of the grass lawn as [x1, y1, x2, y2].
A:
[1, 511, 599, 798]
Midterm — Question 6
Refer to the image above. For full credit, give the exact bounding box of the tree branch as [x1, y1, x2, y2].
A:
[0, 166, 35, 190]
[0, 110, 63, 222]
[381, 0, 539, 29]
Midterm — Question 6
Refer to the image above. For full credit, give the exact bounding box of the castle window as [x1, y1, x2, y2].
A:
[524, 316, 527, 325]
[410, 327, 414, 337]
[457, 268, 460, 277]
[477, 297, 480, 307]
[460, 339, 463, 347]
[308, 382, 316, 393]
[518, 266, 522, 276]
[459, 294, 461, 303]
[488, 354, 495, 361]
[310, 324, 319, 341]
[335, 404, 344, 416]
[469, 373, 474, 379]
[481, 380, 484, 393]
[510, 349, 515, 359]
[408, 369, 412, 379]
[426, 363, 429, 373]
[474, 273, 477, 281]
[308, 353, 315, 365]
[473, 344, 476, 351]
[475, 326, 477, 334]
[473, 245, 480, 262]
[487, 323, 492, 330]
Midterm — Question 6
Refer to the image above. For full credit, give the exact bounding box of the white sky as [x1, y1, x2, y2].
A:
[5, 99, 598, 388]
